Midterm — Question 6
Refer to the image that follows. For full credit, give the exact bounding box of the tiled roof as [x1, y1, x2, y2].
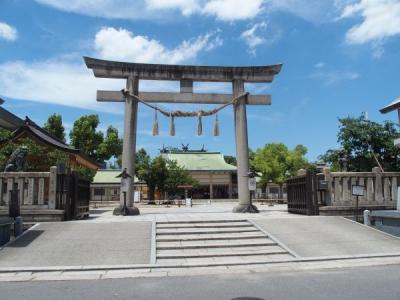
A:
[92, 169, 141, 184]
[161, 151, 236, 171]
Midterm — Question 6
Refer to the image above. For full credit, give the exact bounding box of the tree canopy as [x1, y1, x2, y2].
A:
[135, 149, 197, 201]
[43, 113, 66, 142]
[69, 115, 122, 164]
[319, 116, 400, 171]
[252, 143, 310, 187]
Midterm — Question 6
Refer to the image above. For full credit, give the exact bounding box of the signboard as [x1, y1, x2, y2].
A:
[248, 177, 257, 191]
[318, 180, 328, 191]
[120, 178, 129, 193]
[352, 185, 365, 196]
[134, 191, 140, 203]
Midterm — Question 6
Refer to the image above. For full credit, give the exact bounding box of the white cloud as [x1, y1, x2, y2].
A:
[202, 0, 264, 21]
[340, 0, 400, 45]
[146, 0, 200, 16]
[267, 0, 344, 22]
[0, 59, 124, 113]
[35, 0, 150, 20]
[35, 0, 265, 21]
[310, 68, 360, 85]
[94, 27, 222, 64]
[0, 21, 17, 41]
[314, 62, 325, 68]
[0, 27, 223, 112]
[241, 22, 267, 55]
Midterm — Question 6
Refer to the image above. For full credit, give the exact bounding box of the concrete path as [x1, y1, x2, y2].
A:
[1, 203, 400, 282]
[254, 216, 400, 257]
[0, 222, 152, 267]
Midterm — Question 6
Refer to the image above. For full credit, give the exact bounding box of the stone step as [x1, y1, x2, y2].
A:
[157, 240, 277, 250]
[157, 247, 288, 259]
[156, 219, 247, 225]
[156, 232, 267, 242]
[157, 223, 252, 229]
[156, 228, 260, 235]
[157, 254, 294, 265]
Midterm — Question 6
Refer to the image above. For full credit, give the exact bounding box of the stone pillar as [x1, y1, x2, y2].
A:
[232, 80, 258, 213]
[323, 167, 332, 205]
[209, 173, 213, 199]
[120, 75, 139, 208]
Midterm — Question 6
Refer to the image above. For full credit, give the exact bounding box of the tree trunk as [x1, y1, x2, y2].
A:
[148, 186, 156, 204]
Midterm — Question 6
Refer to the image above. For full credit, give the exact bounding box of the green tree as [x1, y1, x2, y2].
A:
[69, 115, 104, 162]
[163, 160, 198, 196]
[319, 116, 400, 171]
[97, 126, 123, 162]
[224, 155, 237, 166]
[252, 143, 310, 197]
[137, 156, 169, 202]
[43, 114, 66, 142]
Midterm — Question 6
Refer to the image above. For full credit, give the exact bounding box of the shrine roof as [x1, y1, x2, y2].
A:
[161, 151, 237, 172]
[92, 170, 141, 184]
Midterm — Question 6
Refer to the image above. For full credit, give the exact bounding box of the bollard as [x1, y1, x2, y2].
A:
[363, 210, 371, 226]
[14, 216, 23, 237]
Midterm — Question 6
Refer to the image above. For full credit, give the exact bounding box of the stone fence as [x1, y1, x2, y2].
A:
[0, 166, 57, 210]
[320, 167, 398, 214]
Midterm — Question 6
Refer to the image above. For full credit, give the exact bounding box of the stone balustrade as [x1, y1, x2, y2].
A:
[0, 166, 57, 210]
[322, 167, 399, 208]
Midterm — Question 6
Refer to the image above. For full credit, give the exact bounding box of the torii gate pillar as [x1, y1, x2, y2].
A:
[232, 79, 257, 213]
[117, 75, 140, 215]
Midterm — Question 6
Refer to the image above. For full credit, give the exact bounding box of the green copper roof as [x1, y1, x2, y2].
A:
[162, 152, 236, 171]
[92, 170, 141, 184]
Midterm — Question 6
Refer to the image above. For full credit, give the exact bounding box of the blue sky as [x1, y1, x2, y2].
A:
[1, 0, 400, 161]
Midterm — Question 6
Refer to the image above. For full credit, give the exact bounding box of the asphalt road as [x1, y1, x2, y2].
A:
[1, 264, 400, 300]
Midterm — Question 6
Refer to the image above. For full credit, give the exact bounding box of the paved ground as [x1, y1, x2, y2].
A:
[1, 264, 400, 300]
[253, 216, 400, 257]
[0, 222, 152, 267]
[1, 202, 400, 275]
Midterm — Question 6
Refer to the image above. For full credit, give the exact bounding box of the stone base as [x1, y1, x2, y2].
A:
[113, 205, 140, 216]
[0, 209, 64, 222]
[232, 203, 259, 213]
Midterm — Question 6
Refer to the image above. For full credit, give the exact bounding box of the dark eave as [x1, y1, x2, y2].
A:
[84, 56, 283, 83]
[380, 97, 400, 114]
[0, 105, 24, 131]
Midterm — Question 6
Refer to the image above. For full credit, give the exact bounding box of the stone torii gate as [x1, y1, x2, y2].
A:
[84, 57, 282, 214]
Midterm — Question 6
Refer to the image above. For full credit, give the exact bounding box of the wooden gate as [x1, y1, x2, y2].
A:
[56, 170, 90, 220]
[286, 171, 320, 215]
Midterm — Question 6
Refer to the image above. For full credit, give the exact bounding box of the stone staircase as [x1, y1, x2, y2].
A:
[155, 219, 294, 265]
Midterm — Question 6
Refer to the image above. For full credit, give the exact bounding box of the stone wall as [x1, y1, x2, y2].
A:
[319, 167, 398, 215]
[0, 166, 64, 221]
